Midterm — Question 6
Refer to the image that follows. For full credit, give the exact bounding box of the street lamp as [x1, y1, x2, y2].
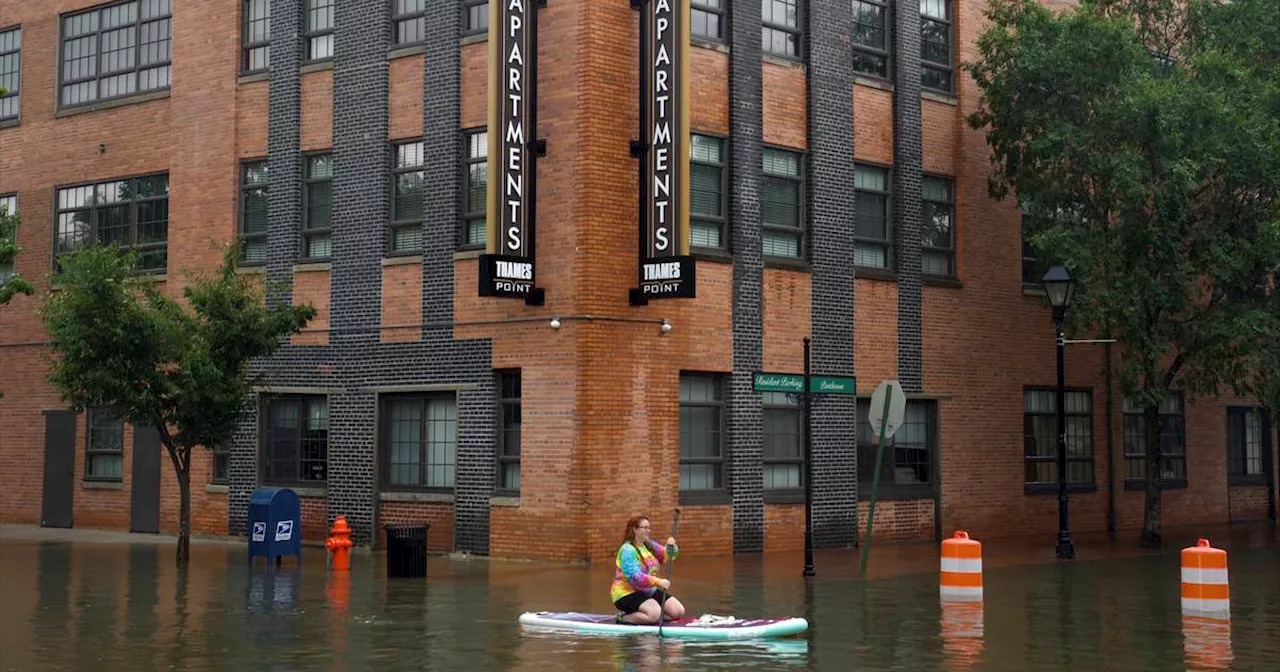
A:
[1042, 266, 1076, 560]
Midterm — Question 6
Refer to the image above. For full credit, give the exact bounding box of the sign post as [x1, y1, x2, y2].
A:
[860, 380, 906, 578]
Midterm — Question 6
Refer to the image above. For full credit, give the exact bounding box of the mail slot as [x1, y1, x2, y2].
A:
[248, 487, 302, 565]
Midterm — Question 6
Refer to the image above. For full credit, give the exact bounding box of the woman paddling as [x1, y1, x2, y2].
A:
[611, 514, 686, 625]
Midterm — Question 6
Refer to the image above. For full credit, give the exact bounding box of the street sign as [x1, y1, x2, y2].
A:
[810, 376, 856, 394]
[753, 372, 804, 393]
[868, 380, 907, 440]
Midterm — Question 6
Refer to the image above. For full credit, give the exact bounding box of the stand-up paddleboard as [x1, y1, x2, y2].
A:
[518, 612, 808, 640]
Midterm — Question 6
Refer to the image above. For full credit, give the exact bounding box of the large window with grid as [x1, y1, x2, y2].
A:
[858, 399, 934, 497]
[1123, 394, 1186, 485]
[691, 134, 726, 250]
[393, 0, 426, 46]
[391, 140, 425, 253]
[851, 0, 889, 78]
[305, 0, 334, 61]
[1024, 389, 1094, 487]
[240, 160, 269, 265]
[680, 373, 725, 494]
[853, 164, 891, 269]
[463, 129, 488, 247]
[1227, 407, 1269, 484]
[762, 0, 802, 59]
[920, 0, 953, 92]
[242, 0, 270, 73]
[0, 194, 16, 284]
[692, 1, 725, 42]
[381, 394, 457, 490]
[464, 0, 489, 35]
[497, 370, 522, 493]
[303, 153, 333, 259]
[59, 0, 171, 108]
[263, 395, 328, 484]
[56, 174, 169, 273]
[0, 26, 20, 122]
[921, 175, 954, 276]
[763, 392, 803, 494]
[85, 407, 124, 481]
[761, 147, 805, 259]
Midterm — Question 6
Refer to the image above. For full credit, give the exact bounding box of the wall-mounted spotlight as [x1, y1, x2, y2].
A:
[550, 317, 562, 329]
[660, 319, 672, 335]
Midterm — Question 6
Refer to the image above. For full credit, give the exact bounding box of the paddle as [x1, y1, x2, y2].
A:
[657, 506, 681, 638]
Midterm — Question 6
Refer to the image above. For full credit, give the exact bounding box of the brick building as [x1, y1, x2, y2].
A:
[0, 0, 1275, 563]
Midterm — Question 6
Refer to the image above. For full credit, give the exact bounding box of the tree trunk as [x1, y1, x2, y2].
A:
[164, 441, 192, 565]
[1139, 402, 1163, 548]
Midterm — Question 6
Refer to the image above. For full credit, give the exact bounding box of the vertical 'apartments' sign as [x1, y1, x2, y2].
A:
[630, 0, 695, 305]
[480, 0, 545, 305]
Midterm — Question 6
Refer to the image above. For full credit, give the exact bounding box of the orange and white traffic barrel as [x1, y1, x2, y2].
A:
[1181, 538, 1229, 616]
[940, 531, 983, 602]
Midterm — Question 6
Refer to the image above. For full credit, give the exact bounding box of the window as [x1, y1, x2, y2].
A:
[690, 134, 726, 250]
[920, 175, 954, 276]
[1227, 408, 1269, 484]
[305, 0, 335, 61]
[920, 0, 953, 92]
[853, 164, 891, 269]
[85, 407, 124, 481]
[851, 0, 889, 78]
[691, 1, 725, 42]
[211, 441, 230, 485]
[391, 140, 425, 253]
[55, 174, 169, 273]
[464, 0, 489, 35]
[679, 373, 725, 494]
[0, 194, 16, 284]
[763, 392, 803, 493]
[1123, 394, 1186, 485]
[761, 148, 804, 259]
[0, 26, 20, 122]
[463, 130, 488, 247]
[497, 370, 522, 492]
[303, 153, 333, 259]
[1023, 389, 1094, 487]
[1021, 209, 1044, 286]
[858, 399, 933, 497]
[394, 0, 426, 46]
[240, 160, 269, 265]
[243, 0, 270, 72]
[762, 0, 802, 59]
[381, 394, 457, 490]
[263, 396, 328, 484]
[59, 0, 172, 108]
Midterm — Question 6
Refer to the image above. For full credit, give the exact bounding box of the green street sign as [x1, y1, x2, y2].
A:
[753, 372, 804, 393]
[810, 376, 856, 394]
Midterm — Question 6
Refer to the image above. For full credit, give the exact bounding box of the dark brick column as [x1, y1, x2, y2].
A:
[325, 390, 377, 544]
[893, 0, 924, 394]
[266, 0, 303, 308]
[227, 397, 259, 536]
[422, 0, 462, 329]
[455, 379, 497, 553]
[728, 0, 765, 553]
[807, 0, 859, 548]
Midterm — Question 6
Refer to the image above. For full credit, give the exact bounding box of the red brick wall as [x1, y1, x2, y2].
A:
[1228, 486, 1270, 522]
[300, 70, 333, 151]
[764, 504, 804, 552]
[291, 270, 331, 346]
[854, 84, 894, 164]
[690, 47, 729, 135]
[762, 268, 812, 372]
[762, 61, 806, 150]
[380, 262, 422, 342]
[378, 500, 454, 553]
[388, 55, 424, 141]
[858, 498, 937, 542]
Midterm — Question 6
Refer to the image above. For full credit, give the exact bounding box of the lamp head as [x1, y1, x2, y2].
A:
[1041, 266, 1075, 310]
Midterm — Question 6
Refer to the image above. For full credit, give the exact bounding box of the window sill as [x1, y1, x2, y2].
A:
[83, 480, 123, 490]
[853, 76, 893, 92]
[1123, 479, 1187, 491]
[922, 274, 963, 289]
[300, 60, 334, 74]
[0, 118, 18, 130]
[55, 89, 171, 118]
[692, 37, 729, 55]
[764, 490, 804, 505]
[855, 267, 898, 282]
[1022, 284, 1046, 297]
[858, 487, 932, 501]
[461, 32, 488, 46]
[490, 495, 520, 507]
[380, 490, 454, 503]
[389, 44, 426, 60]
[762, 53, 805, 70]
[922, 90, 958, 106]
[238, 71, 270, 85]
[691, 248, 734, 265]
[764, 256, 811, 272]
[206, 483, 229, 494]
[235, 264, 267, 275]
[294, 262, 332, 273]
[453, 248, 484, 260]
[1228, 476, 1269, 487]
[678, 491, 731, 507]
[1024, 483, 1098, 495]
[382, 254, 423, 267]
[260, 484, 326, 497]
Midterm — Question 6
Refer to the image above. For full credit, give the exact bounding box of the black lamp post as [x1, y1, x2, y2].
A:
[1042, 266, 1077, 560]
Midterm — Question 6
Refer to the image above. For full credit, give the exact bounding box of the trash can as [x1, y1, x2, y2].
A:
[384, 523, 429, 578]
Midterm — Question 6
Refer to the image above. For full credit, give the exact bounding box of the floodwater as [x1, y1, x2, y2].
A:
[2, 526, 1279, 671]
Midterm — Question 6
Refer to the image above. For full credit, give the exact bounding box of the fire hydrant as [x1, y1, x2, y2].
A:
[326, 516, 353, 571]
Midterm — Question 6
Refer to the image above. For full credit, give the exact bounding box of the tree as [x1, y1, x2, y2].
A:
[0, 183, 34, 305]
[43, 244, 315, 564]
[965, 0, 1280, 546]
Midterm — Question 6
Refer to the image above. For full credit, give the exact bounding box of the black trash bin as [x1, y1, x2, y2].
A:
[384, 523, 429, 578]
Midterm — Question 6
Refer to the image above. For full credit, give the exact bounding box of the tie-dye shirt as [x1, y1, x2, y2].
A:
[611, 539, 679, 604]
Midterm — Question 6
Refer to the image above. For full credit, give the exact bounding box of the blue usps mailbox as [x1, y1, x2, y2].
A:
[248, 487, 301, 566]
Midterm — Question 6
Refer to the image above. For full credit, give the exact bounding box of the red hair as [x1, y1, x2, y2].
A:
[622, 514, 650, 545]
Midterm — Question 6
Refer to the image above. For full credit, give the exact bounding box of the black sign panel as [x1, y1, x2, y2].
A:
[481, 0, 544, 305]
[632, 0, 694, 304]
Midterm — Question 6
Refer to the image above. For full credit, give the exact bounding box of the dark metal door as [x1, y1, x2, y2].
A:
[130, 426, 161, 534]
[40, 411, 77, 528]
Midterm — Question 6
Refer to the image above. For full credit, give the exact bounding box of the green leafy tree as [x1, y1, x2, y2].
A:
[43, 244, 315, 564]
[966, 0, 1280, 546]
[0, 185, 34, 305]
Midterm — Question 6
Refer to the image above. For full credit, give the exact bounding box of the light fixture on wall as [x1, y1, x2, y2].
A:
[549, 317, 561, 330]
[660, 319, 672, 335]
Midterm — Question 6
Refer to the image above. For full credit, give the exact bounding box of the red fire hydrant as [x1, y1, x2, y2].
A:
[326, 516, 353, 571]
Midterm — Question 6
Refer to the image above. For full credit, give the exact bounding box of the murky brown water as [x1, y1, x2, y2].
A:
[2, 526, 1279, 671]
